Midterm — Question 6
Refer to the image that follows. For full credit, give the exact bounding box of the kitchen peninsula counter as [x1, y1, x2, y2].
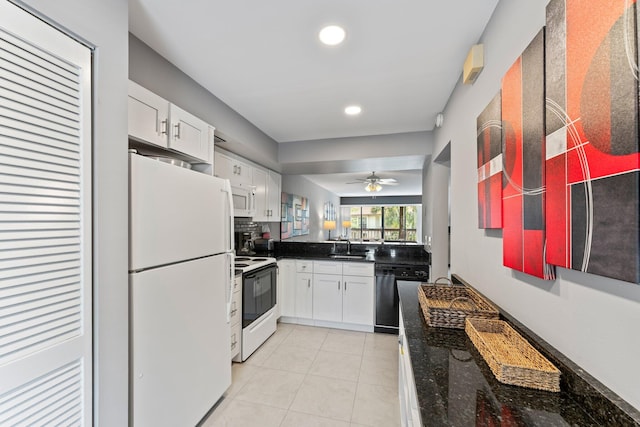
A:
[272, 240, 430, 266]
[397, 278, 640, 426]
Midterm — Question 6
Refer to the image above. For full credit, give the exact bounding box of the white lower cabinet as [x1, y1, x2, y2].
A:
[277, 259, 296, 318]
[295, 271, 314, 320]
[278, 259, 374, 330]
[399, 306, 422, 427]
[278, 259, 313, 323]
[312, 273, 342, 322]
[313, 261, 374, 328]
[342, 275, 375, 325]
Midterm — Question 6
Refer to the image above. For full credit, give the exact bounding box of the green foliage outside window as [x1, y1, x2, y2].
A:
[346, 205, 418, 242]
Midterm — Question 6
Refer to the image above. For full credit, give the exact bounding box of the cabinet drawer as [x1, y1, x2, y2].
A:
[343, 262, 374, 277]
[229, 290, 241, 326]
[313, 261, 342, 275]
[296, 260, 313, 273]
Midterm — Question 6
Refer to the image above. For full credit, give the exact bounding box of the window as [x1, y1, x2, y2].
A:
[346, 205, 419, 242]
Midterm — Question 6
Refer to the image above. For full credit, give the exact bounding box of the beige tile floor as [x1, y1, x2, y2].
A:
[201, 323, 401, 427]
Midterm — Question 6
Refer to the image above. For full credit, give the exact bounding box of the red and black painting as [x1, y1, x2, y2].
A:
[545, 0, 640, 283]
[502, 30, 555, 280]
[477, 92, 503, 229]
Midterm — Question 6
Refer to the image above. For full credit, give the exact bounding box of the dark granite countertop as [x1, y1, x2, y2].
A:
[271, 240, 430, 266]
[398, 280, 640, 427]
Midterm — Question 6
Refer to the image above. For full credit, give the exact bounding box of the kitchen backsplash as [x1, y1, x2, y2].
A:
[233, 218, 261, 234]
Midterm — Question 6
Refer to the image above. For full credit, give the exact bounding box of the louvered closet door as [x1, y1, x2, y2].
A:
[0, 2, 92, 426]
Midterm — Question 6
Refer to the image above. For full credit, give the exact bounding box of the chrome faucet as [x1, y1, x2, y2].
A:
[346, 239, 351, 254]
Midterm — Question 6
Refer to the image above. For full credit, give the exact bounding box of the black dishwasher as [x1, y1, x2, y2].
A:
[374, 264, 429, 334]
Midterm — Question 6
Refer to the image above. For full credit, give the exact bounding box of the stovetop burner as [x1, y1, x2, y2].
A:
[236, 263, 249, 268]
[235, 257, 252, 262]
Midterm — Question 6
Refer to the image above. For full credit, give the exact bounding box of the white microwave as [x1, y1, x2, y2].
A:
[232, 184, 255, 217]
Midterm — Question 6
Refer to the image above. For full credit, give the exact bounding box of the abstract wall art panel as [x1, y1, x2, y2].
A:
[280, 192, 309, 239]
[502, 30, 555, 280]
[477, 92, 503, 229]
[545, 0, 640, 283]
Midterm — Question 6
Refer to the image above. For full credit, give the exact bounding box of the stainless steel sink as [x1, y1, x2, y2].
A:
[329, 254, 367, 260]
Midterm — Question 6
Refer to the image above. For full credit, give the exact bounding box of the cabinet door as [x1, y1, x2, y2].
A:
[267, 171, 282, 221]
[128, 80, 169, 148]
[169, 104, 210, 162]
[233, 158, 253, 186]
[342, 276, 374, 325]
[214, 151, 252, 187]
[295, 272, 314, 319]
[277, 260, 296, 318]
[214, 151, 235, 180]
[313, 274, 343, 322]
[252, 166, 268, 221]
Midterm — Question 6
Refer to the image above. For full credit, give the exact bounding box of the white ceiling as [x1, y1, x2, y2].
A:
[305, 170, 423, 197]
[129, 0, 499, 196]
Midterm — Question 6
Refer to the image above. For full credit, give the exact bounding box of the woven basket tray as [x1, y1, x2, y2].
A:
[465, 317, 560, 392]
[417, 281, 499, 329]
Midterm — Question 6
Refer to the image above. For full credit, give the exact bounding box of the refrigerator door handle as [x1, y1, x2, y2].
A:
[221, 180, 234, 253]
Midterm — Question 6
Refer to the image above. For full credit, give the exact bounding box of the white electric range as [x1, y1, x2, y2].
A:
[233, 256, 278, 362]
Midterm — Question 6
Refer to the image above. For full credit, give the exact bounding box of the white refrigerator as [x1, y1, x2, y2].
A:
[129, 153, 234, 427]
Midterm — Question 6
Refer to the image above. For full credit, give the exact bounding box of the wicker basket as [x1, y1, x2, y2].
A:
[465, 318, 560, 392]
[418, 283, 498, 329]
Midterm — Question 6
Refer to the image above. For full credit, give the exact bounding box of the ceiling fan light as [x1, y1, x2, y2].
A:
[365, 182, 382, 192]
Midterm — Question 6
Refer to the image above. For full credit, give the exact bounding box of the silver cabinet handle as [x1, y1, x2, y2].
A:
[174, 123, 181, 139]
[307, 279, 310, 288]
[160, 119, 168, 135]
[338, 281, 340, 290]
[345, 282, 347, 291]
[238, 165, 242, 175]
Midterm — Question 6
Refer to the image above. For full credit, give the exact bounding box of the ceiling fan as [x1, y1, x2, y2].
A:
[347, 171, 398, 192]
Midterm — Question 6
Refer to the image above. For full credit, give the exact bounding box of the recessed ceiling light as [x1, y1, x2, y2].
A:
[344, 105, 362, 116]
[319, 25, 346, 46]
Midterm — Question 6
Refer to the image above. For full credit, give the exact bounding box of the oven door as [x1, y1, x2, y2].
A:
[242, 264, 277, 328]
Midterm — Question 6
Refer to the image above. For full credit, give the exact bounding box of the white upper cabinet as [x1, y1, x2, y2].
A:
[253, 166, 282, 222]
[168, 104, 211, 163]
[267, 170, 282, 220]
[128, 80, 169, 149]
[128, 81, 213, 163]
[214, 151, 253, 187]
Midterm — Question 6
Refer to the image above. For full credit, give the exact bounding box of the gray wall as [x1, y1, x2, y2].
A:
[428, 0, 640, 410]
[422, 152, 450, 280]
[129, 34, 280, 171]
[281, 175, 341, 242]
[16, 0, 130, 425]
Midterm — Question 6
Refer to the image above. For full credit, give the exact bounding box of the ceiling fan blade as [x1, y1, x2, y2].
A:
[378, 178, 398, 184]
